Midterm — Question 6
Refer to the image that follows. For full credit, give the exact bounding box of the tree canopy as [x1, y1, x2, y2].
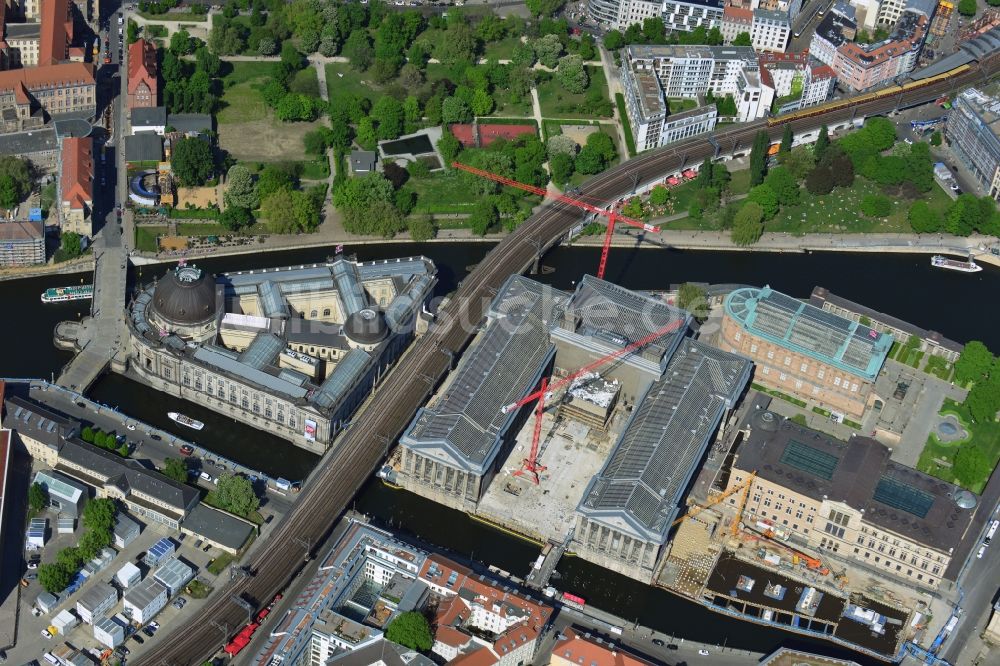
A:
[29, 482, 47, 514]
[385, 611, 433, 651]
[955, 341, 995, 385]
[224, 164, 259, 210]
[677, 283, 708, 322]
[162, 458, 189, 484]
[731, 202, 765, 246]
[172, 138, 214, 186]
[213, 474, 260, 517]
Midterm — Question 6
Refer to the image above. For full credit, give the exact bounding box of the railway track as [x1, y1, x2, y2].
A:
[140, 58, 998, 665]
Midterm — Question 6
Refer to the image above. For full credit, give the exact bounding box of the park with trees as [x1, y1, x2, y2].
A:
[917, 341, 1000, 493]
[37, 498, 117, 594]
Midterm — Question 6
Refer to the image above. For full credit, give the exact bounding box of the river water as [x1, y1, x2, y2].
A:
[4, 242, 995, 660]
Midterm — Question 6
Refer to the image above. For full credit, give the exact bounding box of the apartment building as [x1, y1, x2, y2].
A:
[591, 0, 724, 30]
[812, 2, 927, 91]
[623, 44, 771, 120]
[721, 5, 754, 43]
[751, 9, 792, 52]
[663, 0, 724, 32]
[0, 62, 95, 133]
[945, 88, 1000, 200]
[719, 286, 893, 420]
[127, 39, 158, 110]
[725, 413, 976, 589]
[876, 0, 935, 27]
[620, 60, 718, 151]
[58, 135, 92, 237]
[759, 51, 837, 114]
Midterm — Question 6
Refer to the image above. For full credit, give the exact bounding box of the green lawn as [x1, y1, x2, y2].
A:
[206, 552, 235, 575]
[138, 10, 207, 21]
[536, 67, 612, 119]
[218, 63, 275, 125]
[221, 61, 275, 87]
[925, 355, 954, 382]
[917, 399, 1000, 493]
[409, 172, 480, 215]
[135, 226, 167, 252]
[300, 158, 330, 180]
[289, 67, 320, 97]
[668, 98, 697, 113]
[729, 169, 752, 195]
[326, 63, 379, 107]
[482, 36, 523, 61]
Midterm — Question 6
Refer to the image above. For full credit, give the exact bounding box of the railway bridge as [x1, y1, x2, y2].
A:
[140, 56, 1000, 665]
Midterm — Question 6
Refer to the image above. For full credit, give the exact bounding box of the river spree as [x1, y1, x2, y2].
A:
[3, 241, 996, 660]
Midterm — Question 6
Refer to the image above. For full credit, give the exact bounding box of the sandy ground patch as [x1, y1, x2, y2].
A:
[177, 186, 218, 208]
[560, 124, 600, 146]
[218, 117, 324, 163]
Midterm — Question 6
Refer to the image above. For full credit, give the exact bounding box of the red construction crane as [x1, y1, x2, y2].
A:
[502, 319, 685, 484]
[452, 162, 661, 280]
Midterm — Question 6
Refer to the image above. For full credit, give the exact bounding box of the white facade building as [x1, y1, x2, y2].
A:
[759, 52, 837, 114]
[593, 0, 724, 30]
[153, 557, 194, 596]
[751, 9, 792, 52]
[115, 562, 142, 588]
[663, 0, 724, 31]
[93, 617, 125, 649]
[620, 61, 719, 151]
[76, 583, 117, 625]
[123, 578, 168, 624]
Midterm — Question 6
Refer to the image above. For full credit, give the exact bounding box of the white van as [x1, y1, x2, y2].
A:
[43, 654, 58, 665]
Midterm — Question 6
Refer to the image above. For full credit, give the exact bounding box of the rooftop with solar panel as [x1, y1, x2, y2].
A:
[125, 256, 437, 453]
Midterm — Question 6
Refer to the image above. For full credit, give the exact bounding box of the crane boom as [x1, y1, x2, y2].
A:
[501, 318, 685, 414]
[451, 161, 660, 280]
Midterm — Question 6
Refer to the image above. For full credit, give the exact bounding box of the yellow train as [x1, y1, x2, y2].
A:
[768, 63, 973, 126]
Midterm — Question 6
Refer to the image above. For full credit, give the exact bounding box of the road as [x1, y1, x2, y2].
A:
[789, 0, 832, 52]
[138, 53, 1000, 665]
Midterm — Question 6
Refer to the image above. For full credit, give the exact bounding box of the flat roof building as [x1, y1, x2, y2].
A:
[153, 556, 194, 596]
[721, 286, 892, 419]
[946, 87, 1000, 201]
[32, 469, 85, 517]
[94, 616, 125, 648]
[76, 581, 117, 624]
[725, 411, 976, 588]
[115, 561, 141, 588]
[123, 577, 168, 624]
[113, 512, 140, 548]
[0, 221, 45, 267]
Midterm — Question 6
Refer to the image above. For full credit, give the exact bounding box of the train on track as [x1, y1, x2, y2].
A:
[223, 593, 282, 657]
[768, 63, 973, 126]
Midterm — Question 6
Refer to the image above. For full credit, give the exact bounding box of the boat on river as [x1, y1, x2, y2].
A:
[931, 255, 982, 273]
[168, 412, 204, 431]
[41, 285, 93, 303]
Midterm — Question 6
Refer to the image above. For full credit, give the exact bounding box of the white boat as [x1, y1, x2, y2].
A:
[931, 255, 982, 273]
[168, 412, 204, 431]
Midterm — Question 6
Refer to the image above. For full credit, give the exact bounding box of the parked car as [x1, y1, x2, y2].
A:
[131, 633, 144, 645]
[26, 572, 37, 580]
[652, 639, 664, 647]
[40, 629, 51, 639]
[977, 544, 987, 559]
[141, 627, 154, 637]
[202, 544, 211, 552]
[27, 562, 38, 570]
[698, 649, 710, 656]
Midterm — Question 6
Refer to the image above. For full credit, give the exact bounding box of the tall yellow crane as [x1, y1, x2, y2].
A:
[730, 471, 757, 536]
[671, 471, 758, 529]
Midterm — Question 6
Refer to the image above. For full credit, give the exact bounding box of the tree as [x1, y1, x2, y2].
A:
[126, 19, 139, 45]
[604, 30, 625, 50]
[334, 173, 402, 235]
[441, 96, 472, 124]
[468, 200, 499, 235]
[435, 22, 477, 67]
[641, 16, 666, 43]
[54, 232, 83, 262]
[344, 31, 373, 70]
[29, 482, 47, 514]
[371, 96, 404, 140]
[953, 445, 990, 487]
[162, 458, 189, 484]
[733, 31, 752, 46]
[38, 563, 73, 595]
[556, 55, 589, 93]
[747, 184, 779, 219]
[677, 283, 708, 322]
[403, 95, 422, 130]
[584, 132, 616, 164]
[224, 164, 259, 210]
[815, 125, 829, 162]
[524, 0, 566, 17]
[860, 194, 892, 217]
[82, 498, 116, 535]
[471, 89, 494, 116]
[805, 166, 835, 195]
[0, 156, 31, 209]
[780, 124, 793, 154]
[213, 474, 260, 517]
[829, 153, 855, 188]
[547, 134, 578, 158]
[220, 206, 255, 232]
[276, 94, 317, 122]
[965, 363, 1000, 420]
[437, 130, 462, 164]
[533, 33, 563, 69]
[257, 163, 298, 199]
[386, 611, 433, 651]
[170, 28, 195, 55]
[172, 138, 214, 186]
[549, 152, 575, 185]
[931, 130, 942, 146]
[649, 185, 670, 206]
[958, 0, 976, 15]
[955, 341, 994, 385]
[907, 200, 940, 233]
[763, 167, 800, 206]
[408, 215, 436, 241]
[749, 131, 769, 186]
[731, 202, 765, 246]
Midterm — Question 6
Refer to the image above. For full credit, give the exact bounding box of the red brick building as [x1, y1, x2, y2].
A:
[127, 39, 158, 110]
